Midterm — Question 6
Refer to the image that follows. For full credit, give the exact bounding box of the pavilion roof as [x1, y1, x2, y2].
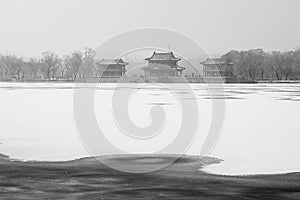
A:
[141, 65, 185, 71]
[145, 52, 181, 61]
[201, 58, 234, 65]
[96, 59, 128, 65]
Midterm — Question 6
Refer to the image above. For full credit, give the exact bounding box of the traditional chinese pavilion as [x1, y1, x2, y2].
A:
[142, 52, 185, 77]
[95, 59, 128, 77]
[201, 58, 234, 81]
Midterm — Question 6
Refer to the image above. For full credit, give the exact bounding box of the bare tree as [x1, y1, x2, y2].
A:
[0, 55, 10, 78]
[27, 58, 43, 80]
[268, 51, 298, 80]
[41, 52, 61, 80]
[78, 48, 96, 81]
[281, 51, 296, 80]
[270, 51, 284, 80]
[0, 55, 24, 80]
[294, 49, 300, 78]
[248, 49, 267, 80]
[57, 60, 68, 79]
[234, 51, 259, 81]
[64, 51, 83, 81]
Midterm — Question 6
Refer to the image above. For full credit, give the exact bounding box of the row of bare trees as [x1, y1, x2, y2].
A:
[222, 49, 300, 81]
[1, 48, 300, 82]
[0, 48, 96, 82]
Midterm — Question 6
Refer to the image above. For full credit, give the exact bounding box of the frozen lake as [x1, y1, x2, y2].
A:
[0, 82, 299, 175]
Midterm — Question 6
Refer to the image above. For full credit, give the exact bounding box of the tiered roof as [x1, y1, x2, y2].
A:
[145, 52, 181, 61]
[96, 59, 128, 65]
[201, 58, 234, 65]
[141, 65, 185, 71]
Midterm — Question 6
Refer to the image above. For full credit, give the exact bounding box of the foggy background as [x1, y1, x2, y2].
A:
[0, 0, 300, 58]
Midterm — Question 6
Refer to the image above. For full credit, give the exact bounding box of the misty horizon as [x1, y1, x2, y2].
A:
[0, 0, 300, 58]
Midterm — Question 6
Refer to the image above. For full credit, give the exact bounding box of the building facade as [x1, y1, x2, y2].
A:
[142, 52, 185, 77]
[95, 59, 128, 77]
[201, 58, 234, 82]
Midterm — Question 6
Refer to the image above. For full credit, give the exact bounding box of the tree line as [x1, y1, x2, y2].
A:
[1, 48, 300, 82]
[0, 48, 96, 82]
[222, 48, 300, 81]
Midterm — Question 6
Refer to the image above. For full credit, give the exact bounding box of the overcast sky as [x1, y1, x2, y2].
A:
[0, 0, 299, 58]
